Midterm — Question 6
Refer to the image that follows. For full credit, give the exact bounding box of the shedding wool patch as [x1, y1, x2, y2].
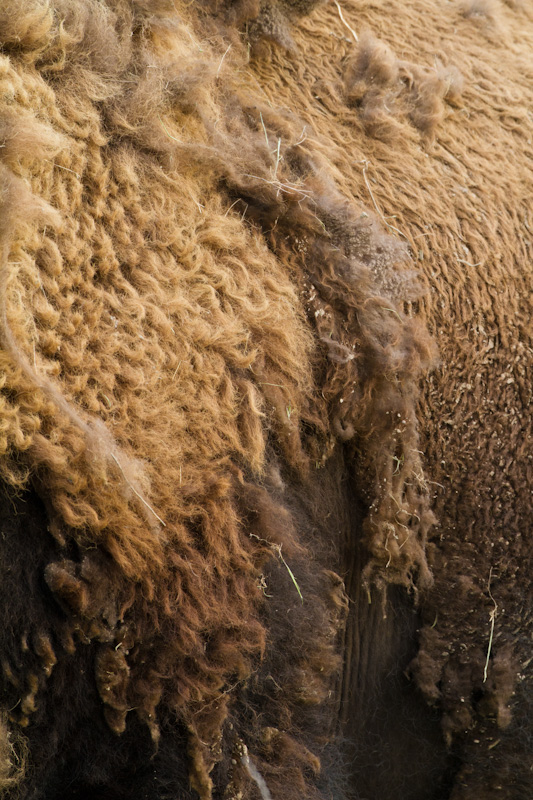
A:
[265, 0, 531, 793]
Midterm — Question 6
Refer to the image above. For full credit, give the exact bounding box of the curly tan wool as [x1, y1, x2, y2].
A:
[0, 0, 531, 798]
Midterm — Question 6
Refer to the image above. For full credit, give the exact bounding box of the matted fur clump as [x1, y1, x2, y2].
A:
[0, 1, 434, 798]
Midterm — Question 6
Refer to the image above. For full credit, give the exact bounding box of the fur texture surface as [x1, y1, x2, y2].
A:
[0, 1, 531, 798]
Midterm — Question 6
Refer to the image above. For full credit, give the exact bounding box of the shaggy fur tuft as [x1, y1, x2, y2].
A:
[344, 31, 463, 141]
[0, 716, 26, 793]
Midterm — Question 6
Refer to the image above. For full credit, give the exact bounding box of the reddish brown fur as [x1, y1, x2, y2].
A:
[0, 0, 531, 799]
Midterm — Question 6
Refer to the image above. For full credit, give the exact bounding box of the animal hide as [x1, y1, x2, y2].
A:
[0, 0, 531, 798]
